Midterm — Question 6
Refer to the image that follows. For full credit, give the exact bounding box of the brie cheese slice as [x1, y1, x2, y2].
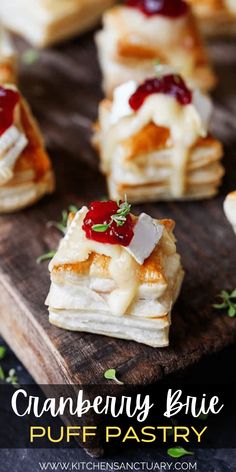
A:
[0, 125, 28, 185]
[125, 213, 164, 265]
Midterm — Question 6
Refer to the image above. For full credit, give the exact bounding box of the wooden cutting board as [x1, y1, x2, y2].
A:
[0, 34, 236, 387]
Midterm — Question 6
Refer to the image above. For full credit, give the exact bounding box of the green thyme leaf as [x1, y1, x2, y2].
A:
[213, 289, 236, 318]
[36, 250, 56, 264]
[0, 366, 5, 381]
[0, 346, 6, 361]
[92, 224, 110, 232]
[48, 205, 78, 235]
[22, 49, 39, 65]
[167, 447, 194, 459]
[228, 304, 236, 317]
[104, 368, 124, 385]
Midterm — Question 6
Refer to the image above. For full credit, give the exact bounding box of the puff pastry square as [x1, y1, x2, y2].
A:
[0, 0, 117, 48]
[187, 0, 236, 36]
[0, 85, 55, 213]
[224, 191, 236, 234]
[46, 204, 184, 348]
[94, 77, 224, 203]
[96, 2, 216, 97]
[0, 26, 16, 84]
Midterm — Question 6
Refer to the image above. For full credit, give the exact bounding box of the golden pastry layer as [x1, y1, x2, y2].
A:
[0, 27, 16, 84]
[96, 5, 216, 97]
[0, 0, 117, 47]
[186, 0, 236, 36]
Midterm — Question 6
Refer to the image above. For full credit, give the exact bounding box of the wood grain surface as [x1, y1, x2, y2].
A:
[0, 32, 236, 386]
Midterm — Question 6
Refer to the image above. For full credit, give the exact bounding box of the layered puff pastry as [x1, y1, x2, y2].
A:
[0, 0, 117, 48]
[95, 0, 216, 98]
[0, 85, 55, 213]
[224, 192, 236, 234]
[0, 26, 16, 85]
[186, 0, 236, 36]
[46, 201, 184, 348]
[93, 75, 224, 203]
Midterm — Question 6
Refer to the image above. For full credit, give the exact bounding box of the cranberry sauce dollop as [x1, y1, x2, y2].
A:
[125, 0, 188, 18]
[0, 87, 20, 137]
[129, 74, 192, 111]
[82, 201, 134, 247]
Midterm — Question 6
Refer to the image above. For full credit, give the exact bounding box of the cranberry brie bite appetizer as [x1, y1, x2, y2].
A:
[0, 85, 55, 212]
[187, 0, 236, 36]
[0, 26, 16, 84]
[224, 192, 236, 234]
[95, 0, 216, 97]
[46, 200, 184, 348]
[0, 0, 116, 48]
[94, 75, 224, 203]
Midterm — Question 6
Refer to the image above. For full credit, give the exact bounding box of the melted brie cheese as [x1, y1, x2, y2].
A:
[50, 207, 139, 316]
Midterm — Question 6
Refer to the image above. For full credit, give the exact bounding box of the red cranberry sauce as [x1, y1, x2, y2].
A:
[129, 74, 192, 111]
[0, 87, 20, 137]
[82, 201, 134, 247]
[125, 0, 188, 18]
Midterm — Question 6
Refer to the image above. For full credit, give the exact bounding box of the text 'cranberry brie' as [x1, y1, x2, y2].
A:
[93, 75, 224, 203]
[46, 201, 184, 348]
[95, 0, 216, 97]
[0, 85, 55, 213]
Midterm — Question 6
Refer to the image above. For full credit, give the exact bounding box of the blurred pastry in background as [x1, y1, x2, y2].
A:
[94, 74, 224, 203]
[46, 201, 184, 347]
[95, 0, 216, 97]
[186, 0, 236, 36]
[0, 25, 16, 84]
[0, 85, 55, 212]
[0, 0, 117, 48]
[224, 192, 236, 234]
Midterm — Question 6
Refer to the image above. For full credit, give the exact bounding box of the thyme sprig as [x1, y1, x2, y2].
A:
[37, 205, 78, 264]
[213, 289, 236, 318]
[92, 197, 131, 233]
[36, 250, 56, 264]
[48, 205, 78, 235]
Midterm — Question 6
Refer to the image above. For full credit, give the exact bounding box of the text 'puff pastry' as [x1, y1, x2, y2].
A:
[93, 74, 224, 203]
[0, 0, 117, 48]
[0, 25, 16, 85]
[224, 192, 236, 234]
[46, 200, 184, 348]
[95, 0, 216, 97]
[0, 84, 55, 213]
[186, 0, 236, 36]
